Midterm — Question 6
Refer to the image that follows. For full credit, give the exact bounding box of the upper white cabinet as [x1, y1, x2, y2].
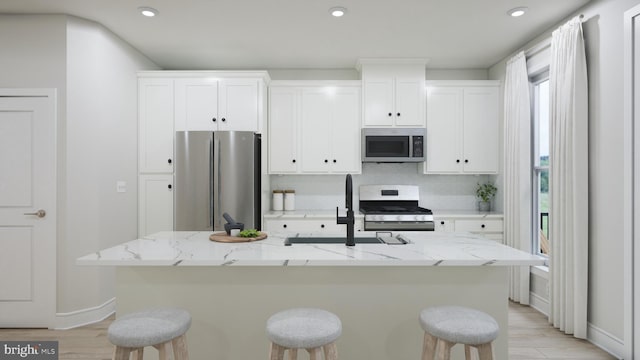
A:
[424, 81, 500, 174]
[138, 77, 174, 174]
[358, 59, 427, 127]
[175, 78, 260, 131]
[269, 81, 362, 175]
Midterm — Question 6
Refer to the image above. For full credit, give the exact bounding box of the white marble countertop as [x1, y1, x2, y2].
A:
[264, 209, 502, 219]
[77, 231, 543, 267]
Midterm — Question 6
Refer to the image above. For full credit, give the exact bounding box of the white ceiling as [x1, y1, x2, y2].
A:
[0, 0, 591, 70]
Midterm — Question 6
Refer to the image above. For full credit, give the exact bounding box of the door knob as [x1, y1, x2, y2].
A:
[24, 209, 46, 218]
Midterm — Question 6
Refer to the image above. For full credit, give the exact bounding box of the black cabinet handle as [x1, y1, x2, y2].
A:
[321, 224, 325, 228]
[388, 112, 392, 117]
[465, 159, 469, 163]
[481, 224, 486, 229]
[456, 159, 460, 163]
[440, 221, 445, 225]
[292, 159, 296, 163]
[324, 159, 328, 163]
[397, 112, 401, 117]
[168, 184, 172, 190]
[212, 117, 217, 122]
[221, 118, 226, 122]
[333, 159, 337, 163]
[283, 224, 287, 228]
[168, 158, 172, 164]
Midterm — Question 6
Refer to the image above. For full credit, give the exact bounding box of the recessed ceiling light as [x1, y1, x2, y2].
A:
[329, 7, 347, 17]
[507, 7, 527, 17]
[138, 6, 158, 17]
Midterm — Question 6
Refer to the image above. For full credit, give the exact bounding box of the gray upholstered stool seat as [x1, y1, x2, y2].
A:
[108, 307, 191, 360]
[419, 306, 499, 360]
[267, 308, 342, 360]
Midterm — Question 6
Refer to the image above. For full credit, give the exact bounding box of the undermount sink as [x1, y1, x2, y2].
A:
[284, 237, 382, 246]
[284, 236, 409, 246]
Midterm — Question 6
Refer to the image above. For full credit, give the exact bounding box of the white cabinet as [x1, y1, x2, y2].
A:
[264, 217, 364, 234]
[138, 78, 174, 174]
[138, 174, 174, 237]
[175, 78, 260, 132]
[358, 60, 427, 127]
[268, 87, 298, 173]
[425, 81, 500, 174]
[433, 214, 504, 243]
[268, 82, 361, 175]
[300, 87, 360, 173]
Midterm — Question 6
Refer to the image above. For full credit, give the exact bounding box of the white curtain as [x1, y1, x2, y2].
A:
[503, 51, 532, 304]
[549, 15, 589, 338]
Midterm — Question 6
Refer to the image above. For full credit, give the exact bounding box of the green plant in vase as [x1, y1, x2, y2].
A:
[476, 183, 497, 212]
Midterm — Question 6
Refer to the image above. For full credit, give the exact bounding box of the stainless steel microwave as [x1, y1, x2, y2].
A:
[361, 128, 425, 163]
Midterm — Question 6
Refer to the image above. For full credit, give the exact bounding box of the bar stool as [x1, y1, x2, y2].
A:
[419, 306, 499, 360]
[266, 308, 342, 360]
[108, 307, 191, 360]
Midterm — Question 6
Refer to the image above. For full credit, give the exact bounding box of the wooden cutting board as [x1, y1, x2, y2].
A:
[209, 231, 268, 243]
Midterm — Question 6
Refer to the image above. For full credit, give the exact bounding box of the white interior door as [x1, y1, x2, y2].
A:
[0, 90, 56, 328]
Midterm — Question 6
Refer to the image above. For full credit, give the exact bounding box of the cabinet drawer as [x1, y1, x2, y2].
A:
[455, 219, 503, 233]
[264, 219, 341, 233]
[434, 219, 455, 232]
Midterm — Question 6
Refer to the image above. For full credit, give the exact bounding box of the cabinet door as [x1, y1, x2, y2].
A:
[425, 87, 463, 173]
[174, 78, 219, 131]
[219, 79, 259, 131]
[394, 78, 425, 127]
[139, 78, 174, 173]
[462, 87, 499, 173]
[269, 87, 298, 173]
[331, 87, 361, 173]
[139, 174, 173, 237]
[300, 88, 332, 173]
[363, 78, 394, 126]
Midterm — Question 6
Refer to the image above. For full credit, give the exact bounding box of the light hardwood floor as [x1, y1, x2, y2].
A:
[0, 302, 617, 359]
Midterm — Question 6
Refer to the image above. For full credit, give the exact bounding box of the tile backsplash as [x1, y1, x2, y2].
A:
[270, 163, 494, 211]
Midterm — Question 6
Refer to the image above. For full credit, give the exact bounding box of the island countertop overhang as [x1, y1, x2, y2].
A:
[77, 231, 544, 267]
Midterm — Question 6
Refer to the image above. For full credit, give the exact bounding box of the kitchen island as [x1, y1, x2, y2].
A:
[78, 231, 543, 360]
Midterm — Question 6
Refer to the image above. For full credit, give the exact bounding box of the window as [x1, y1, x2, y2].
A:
[532, 74, 549, 256]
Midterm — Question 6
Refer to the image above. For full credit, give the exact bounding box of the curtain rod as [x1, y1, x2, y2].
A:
[524, 14, 584, 57]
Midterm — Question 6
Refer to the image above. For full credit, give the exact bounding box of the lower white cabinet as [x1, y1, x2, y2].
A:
[264, 216, 364, 234]
[138, 174, 174, 237]
[433, 215, 504, 243]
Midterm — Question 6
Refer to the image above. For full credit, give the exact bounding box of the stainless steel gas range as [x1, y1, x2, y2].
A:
[359, 185, 435, 231]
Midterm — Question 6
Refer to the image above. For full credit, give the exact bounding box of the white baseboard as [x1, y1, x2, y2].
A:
[587, 322, 624, 359]
[54, 297, 116, 330]
[529, 291, 549, 316]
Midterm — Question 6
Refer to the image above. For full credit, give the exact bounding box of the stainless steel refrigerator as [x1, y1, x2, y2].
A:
[174, 131, 261, 231]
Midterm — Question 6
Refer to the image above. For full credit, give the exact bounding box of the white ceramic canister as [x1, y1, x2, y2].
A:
[284, 190, 295, 211]
[272, 190, 284, 211]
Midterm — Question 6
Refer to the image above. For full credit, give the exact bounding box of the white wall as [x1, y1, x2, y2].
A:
[489, 0, 634, 352]
[63, 16, 158, 314]
[0, 14, 159, 323]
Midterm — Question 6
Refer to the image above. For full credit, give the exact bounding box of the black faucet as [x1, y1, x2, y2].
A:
[336, 174, 355, 246]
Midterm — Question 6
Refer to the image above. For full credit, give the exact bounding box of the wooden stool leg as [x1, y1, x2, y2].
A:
[131, 348, 143, 360]
[112, 346, 132, 360]
[323, 342, 338, 360]
[269, 343, 286, 360]
[476, 343, 494, 360]
[153, 342, 169, 360]
[287, 348, 298, 360]
[172, 334, 190, 360]
[436, 339, 454, 360]
[464, 345, 472, 360]
[306, 347, 322, 360]
[421, 332, 437, 360]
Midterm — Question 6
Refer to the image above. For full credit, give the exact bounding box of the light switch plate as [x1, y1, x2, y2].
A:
[116, 181, 127, 193]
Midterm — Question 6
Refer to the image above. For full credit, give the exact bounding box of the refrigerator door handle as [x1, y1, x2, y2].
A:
[212, 135, 222, 230]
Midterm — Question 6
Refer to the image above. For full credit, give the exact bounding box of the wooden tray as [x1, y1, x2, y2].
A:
[209, 231, 268, 243]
